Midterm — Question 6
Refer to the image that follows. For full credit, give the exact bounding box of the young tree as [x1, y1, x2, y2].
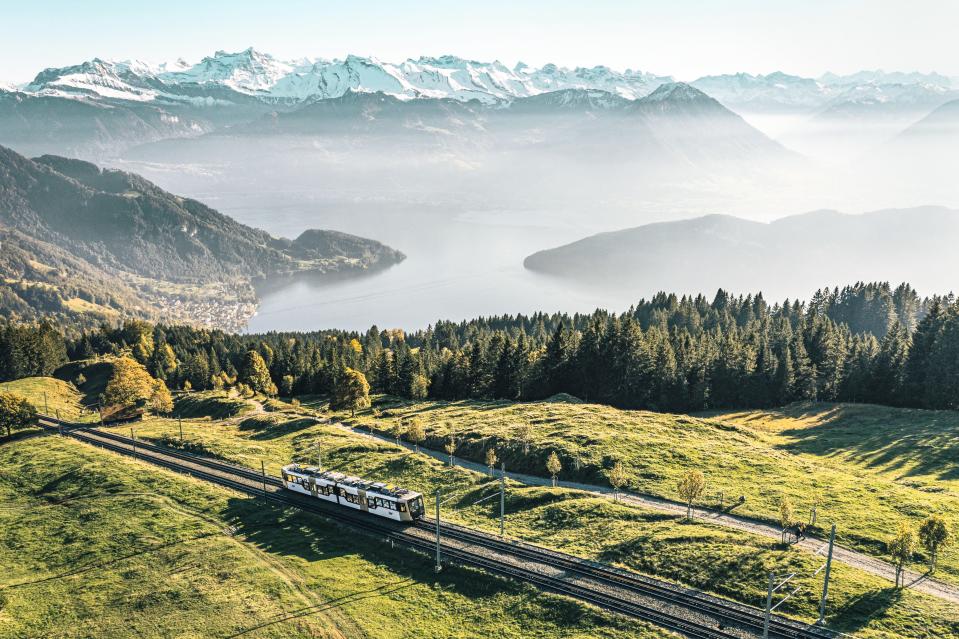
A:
[391, 421, 406, 445]
[515, 422, 534, 455]
[918, 516, 950, 573]
[101, 356, 156, 409]
[606, 461, 629, 501]
[444, 436, 457, 466]
[779, 497, 796, 544]
[149, 380, 173, 416]
[889, 523, 917, 588]
[485, 447, 498, 476]
[280, 374, 295, 397]
[546, 451, 562, 487]
[241, 350, 277, 396]
[334, 368, 370, 417]
[409, 374, 430, 400]
[406, 417, 426, 452]
[0, 392, 37, 438]
[677, 470, 706, 520]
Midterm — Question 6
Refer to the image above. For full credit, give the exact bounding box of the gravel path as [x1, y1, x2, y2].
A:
[333, 420, 959, 605]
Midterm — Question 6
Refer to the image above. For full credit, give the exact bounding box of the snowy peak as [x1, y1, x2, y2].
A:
[691, 72, 830, 111]
[820, 70, 954, 88]
[19, 49, 674, 105]
[161, 48, 298, 94]
[14, 50, 957, 117]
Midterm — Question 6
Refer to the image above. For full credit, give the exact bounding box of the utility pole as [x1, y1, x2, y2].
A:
[130, 428, 136, 455]
[317, 440, 322, 470]
[44, 391, 48, 416]
[261, 460, 267, 492]
[499, 462, 506, 537]
[763, 571, 774, 639]
[178, 417, 183, 442]
[435, 489, 442, 573]
[818, 524, 836, 624]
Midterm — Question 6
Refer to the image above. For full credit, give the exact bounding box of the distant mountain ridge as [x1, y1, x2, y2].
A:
[19, 49, 675, 105]
[0, 144, 404, 330]
[122, 83, 797, 210]
[524, 207, 959, 300]
[12, 48, 955, 112]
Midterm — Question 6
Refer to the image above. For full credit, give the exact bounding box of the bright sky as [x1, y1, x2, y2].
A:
[2, 0, 957, 84]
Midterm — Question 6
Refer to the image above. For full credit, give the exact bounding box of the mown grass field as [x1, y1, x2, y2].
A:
[0, 435, 672, 639]
[104, 397, 959, 638]
[338, 397, 959, 587]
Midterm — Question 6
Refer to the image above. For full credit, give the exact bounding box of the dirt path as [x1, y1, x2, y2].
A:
[332, 419, 959, 605]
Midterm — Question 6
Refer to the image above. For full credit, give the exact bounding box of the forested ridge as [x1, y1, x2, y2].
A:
[0, 144, 404, 330]
[0, 281, 949, 414]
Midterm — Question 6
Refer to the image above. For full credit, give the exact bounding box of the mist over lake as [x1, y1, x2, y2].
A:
[200, 193, 641, 332]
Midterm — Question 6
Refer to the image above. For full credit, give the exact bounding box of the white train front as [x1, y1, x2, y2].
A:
[281, 464, 426, 522]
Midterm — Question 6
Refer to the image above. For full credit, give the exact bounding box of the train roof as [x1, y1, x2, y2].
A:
[283, 463, 421, 499]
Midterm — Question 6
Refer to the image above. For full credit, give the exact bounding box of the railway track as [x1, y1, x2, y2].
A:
[39, 417, 839, 639]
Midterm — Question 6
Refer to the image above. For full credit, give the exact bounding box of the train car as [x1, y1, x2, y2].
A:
[281, 463, 425, 522]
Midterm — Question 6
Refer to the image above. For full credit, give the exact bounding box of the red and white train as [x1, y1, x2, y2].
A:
[281, 463, 426, 522]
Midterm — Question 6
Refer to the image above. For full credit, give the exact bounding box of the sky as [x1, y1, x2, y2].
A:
[2, 0, 957, 84]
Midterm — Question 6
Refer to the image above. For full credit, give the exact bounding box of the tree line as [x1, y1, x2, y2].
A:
[5, 281, 958, 412]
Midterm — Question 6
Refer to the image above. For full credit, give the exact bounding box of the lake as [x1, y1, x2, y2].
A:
[172, 191, 649, 332]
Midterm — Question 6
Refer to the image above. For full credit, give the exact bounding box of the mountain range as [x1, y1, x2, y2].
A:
[2, 49, 955, 167]
[0, 144, 404, 330]
[524, 207, 959, 300]
[11, 49, 955, 113]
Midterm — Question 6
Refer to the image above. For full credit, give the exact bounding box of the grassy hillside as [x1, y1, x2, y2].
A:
[0, 435, 670, 639]
[707, 402, 959, 489]
[339, 397, 959, 586]
[103, 398, 959, 638]
[0, 144, 404, 330]
[0, 376, 84, 422]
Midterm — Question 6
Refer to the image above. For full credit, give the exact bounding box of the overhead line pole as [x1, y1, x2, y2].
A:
[500, 462, 506, 537]
[435, 488, 442, 572]
[819, 523, 836, 624]
[763, 572, 774, 639]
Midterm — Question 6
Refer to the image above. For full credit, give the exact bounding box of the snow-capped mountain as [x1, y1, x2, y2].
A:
[691, 72, 832, 112]
[23, 48, 674, 105]
[819, 70, 954, 88]
[690, 70, 956, 115]
[818, 81, 957, 116]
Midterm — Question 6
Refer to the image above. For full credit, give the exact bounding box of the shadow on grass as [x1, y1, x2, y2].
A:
[220, 495, 609, 635]
[829, 586, 904, 633]
[771, 403, 959, 482]
[0, 428, 46, 445]
[238, 417, 319, 440]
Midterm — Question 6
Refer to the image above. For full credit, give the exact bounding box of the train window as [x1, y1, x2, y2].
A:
[368, 498, 377, 508]
[397, 503, 406, 512]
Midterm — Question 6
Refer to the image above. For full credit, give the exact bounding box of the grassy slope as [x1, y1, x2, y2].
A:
[341, 397, 959, 586]
[0, 436, 669, 639]
[707, 402, 959, 490]
[108, 402, 959, 638]
[0, 377, 84, 422]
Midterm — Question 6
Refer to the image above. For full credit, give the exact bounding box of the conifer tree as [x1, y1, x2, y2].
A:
[241, 350, 277, 396]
